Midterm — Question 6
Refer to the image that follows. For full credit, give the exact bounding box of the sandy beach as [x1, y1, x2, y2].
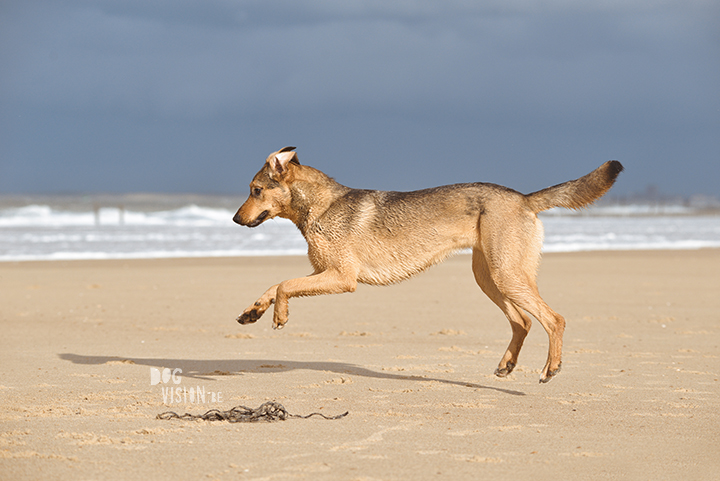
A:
[1, 249, 718, 480]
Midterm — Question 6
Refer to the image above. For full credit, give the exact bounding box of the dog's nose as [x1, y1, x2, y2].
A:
[232, 212, 245, 226]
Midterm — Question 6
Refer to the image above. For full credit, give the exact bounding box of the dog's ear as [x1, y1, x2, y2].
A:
[267, 147, 299, 179]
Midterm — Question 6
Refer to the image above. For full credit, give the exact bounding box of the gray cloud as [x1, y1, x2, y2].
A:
[1, 0, 718, 195]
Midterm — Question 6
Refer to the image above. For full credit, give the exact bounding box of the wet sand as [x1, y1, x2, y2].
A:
[1, 250, 718, 480]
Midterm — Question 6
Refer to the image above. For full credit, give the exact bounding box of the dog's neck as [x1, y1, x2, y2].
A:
[283, 165, 350, 237]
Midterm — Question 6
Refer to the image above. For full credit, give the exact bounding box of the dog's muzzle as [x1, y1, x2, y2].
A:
[234, 210, 269, 228]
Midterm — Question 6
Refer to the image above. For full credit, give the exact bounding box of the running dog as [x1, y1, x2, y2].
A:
[233, 147, 623, 383]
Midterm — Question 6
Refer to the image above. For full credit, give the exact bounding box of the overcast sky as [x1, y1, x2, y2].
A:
[1, 0, 718, 197]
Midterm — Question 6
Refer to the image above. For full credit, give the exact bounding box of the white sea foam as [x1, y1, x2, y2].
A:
[0, 204, 234, 227]
[1, 204, 719, 261]
[540, 215, 720, 252]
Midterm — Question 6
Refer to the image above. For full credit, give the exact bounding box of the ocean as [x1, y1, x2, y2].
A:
[1, 195, 719, 262]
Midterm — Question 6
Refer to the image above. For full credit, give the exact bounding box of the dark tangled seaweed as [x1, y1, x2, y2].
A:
[157, 401, 348, 423]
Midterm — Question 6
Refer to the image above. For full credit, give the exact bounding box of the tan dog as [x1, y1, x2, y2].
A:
[233, 147, 623, 383]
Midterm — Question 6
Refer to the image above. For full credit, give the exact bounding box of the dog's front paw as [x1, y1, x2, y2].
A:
[237, 302, 266, 324]
[272, 311, 288, 330]
[272, 317, 287, 330]
[237, 311, 259, 324]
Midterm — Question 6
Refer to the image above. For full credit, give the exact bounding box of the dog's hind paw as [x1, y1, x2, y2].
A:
[539, 363, 562, 383]
[494, 362, 516, 378]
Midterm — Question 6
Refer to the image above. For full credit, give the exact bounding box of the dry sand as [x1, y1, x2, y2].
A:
[1, 250, 718, 480]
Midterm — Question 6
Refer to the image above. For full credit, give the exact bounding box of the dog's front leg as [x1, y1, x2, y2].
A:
[237, 284, 279, 325]
[272, 270, 358, 329]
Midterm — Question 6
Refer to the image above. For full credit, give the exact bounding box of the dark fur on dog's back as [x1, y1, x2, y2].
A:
[233, 147, 624, 383]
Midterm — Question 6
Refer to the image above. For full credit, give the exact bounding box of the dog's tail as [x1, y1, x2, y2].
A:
[524, 161, 624, 213]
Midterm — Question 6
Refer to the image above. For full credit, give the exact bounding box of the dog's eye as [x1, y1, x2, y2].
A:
[252, 187, 262, 197]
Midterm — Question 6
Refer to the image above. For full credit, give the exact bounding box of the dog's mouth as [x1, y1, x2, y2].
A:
[243, 210, 270, 228]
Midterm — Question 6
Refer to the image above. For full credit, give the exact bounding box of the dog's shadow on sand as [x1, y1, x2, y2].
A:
[58, 353, 525, 397]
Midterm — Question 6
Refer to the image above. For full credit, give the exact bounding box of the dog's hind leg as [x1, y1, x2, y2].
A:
[505, 288, 566, 383]
[472, 248, 533, 377]
[488, 263, 566, 383]
[478, 209, 565, 383]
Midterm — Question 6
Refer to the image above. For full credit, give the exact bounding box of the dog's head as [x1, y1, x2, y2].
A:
[233, 146, 300, 227]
